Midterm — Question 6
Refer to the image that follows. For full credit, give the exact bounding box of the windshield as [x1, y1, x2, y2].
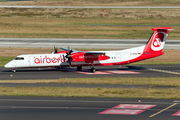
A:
[14, 57, 24, 60]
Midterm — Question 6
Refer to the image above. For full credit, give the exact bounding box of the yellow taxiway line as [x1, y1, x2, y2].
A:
[149, 103, 177, 118]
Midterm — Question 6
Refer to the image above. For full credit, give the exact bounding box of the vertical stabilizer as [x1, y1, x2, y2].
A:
[126, 27, 171, 64]
[143, 27, 171, 54]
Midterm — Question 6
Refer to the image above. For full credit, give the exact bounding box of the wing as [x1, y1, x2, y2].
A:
[60, 47, 107, 55]
[60, 47, 80, 53]
[84, 52, 106, 55]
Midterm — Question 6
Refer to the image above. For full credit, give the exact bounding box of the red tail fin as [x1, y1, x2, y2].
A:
[143, 27, 171, 54]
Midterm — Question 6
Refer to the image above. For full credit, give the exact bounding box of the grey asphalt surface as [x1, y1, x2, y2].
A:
[1, 65, 180, 80]
[0, 6, 180, 9]
[0, 96, 180, 120]
[0, 83, 179, 89]
[0, 38, 180, 49]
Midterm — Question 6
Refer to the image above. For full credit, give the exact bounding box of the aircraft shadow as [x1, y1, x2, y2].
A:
[2, 66, 142, 73]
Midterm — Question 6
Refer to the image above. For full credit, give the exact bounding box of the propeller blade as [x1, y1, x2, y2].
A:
[54, 45, 58, 53]
[66, 54, 71, 58]
[68, 58, 72, 67]
[69, 50, 72, 54]
[68, 46, 70, 54]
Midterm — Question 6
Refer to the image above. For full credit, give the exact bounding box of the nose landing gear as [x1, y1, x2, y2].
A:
[12, 68, 16, 73]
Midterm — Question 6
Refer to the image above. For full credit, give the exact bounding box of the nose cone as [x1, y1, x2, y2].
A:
[4, 63, 9, 68]
[4, 62, 12, 68]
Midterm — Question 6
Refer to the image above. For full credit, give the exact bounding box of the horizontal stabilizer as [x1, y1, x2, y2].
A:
[152, 27, 171, 31]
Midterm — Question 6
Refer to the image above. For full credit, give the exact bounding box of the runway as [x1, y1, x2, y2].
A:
[0, 96, 180, 120]
[0, 38, 180, 49]
[1, 65, 180, 80]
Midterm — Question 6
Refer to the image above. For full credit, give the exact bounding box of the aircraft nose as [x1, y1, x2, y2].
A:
[4, 62, 12, 68]
[4, 63, 9, 68]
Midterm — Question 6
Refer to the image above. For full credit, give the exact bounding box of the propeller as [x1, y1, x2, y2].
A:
[65, 46, 73, 66]
[54, 45, 58, 54]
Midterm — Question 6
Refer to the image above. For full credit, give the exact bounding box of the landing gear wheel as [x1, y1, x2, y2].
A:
[77, 66, 82, 71]
[12, 69, 16, 73]
[91, 68, 96, 73]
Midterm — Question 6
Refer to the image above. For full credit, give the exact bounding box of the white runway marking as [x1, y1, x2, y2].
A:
[172, 111, 180, 116]
[76, 70, 141, 75]
[113, 104, 156, 109]
[99, 109, 145, 115]
[99, 104, 155, 115]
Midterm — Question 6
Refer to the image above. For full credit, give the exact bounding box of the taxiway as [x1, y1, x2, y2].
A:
[0, 96, 180, 120]
[0, 65, 180, 80]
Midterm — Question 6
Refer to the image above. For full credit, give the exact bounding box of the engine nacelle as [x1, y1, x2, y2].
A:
[71, 52, 109, 63]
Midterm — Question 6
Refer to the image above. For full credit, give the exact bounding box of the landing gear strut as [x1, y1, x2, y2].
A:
[90, 63, 96, 73]
[77, 66, 82, 71]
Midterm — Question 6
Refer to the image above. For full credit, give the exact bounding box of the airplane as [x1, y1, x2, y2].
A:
[5, 27, 171, 73]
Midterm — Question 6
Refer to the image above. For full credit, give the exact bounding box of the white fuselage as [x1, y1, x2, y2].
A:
[4, 46, 145, 69]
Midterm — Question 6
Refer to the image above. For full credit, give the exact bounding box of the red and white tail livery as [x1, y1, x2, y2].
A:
[144, 27, 170, 53]
[5, 27, 171, 73]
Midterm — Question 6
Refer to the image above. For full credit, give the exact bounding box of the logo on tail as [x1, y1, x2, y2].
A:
[151, 32, 166, 51]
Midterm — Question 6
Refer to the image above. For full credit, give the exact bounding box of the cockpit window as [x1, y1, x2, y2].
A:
[14, 57, 24, 60]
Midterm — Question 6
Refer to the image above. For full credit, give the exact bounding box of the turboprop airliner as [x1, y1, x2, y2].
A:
[5, 27, 171, 73]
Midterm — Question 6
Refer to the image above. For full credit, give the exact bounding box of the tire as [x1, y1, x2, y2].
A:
[91, 68, 96, 73]
[12, 69, 16, 73]
[77, 66, 82, 71]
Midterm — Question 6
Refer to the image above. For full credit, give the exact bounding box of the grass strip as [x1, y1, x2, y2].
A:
[0, 56, 14, 67]
[1, 77, 180, 87]
[0, 16, 179, 39]
[0, 86, 179, 99]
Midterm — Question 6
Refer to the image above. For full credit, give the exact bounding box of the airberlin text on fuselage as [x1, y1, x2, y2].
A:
[34, 55, 63, 64]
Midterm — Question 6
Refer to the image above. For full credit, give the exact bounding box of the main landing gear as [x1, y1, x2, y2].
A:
[90, 68, 96, 73]
[90, 63, 96, 73]
[77, 66, 82, 71]
[76, 64, 96, 73]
